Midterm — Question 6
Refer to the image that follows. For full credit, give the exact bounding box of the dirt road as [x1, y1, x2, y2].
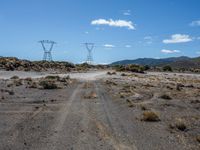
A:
[0, 71, 199, 150]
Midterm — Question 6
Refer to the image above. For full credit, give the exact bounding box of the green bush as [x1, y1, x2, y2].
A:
[114, 64, 145, 73]
[144, 65, 150, 71]
[163, 65, 173, 72]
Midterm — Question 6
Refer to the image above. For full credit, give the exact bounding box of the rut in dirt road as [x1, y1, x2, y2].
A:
[43, 81, 137, 150]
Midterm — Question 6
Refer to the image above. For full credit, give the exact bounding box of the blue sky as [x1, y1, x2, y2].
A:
[0, 0, 200, 63]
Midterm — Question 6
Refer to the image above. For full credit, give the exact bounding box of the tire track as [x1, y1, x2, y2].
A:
[94, 81, 138, 150]
[45, 83, 83, 150]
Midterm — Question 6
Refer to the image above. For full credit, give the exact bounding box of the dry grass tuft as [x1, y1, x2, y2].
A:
[10, 76, 19, 80]
[140, 105, 148, 111]
[84, 91, 98, 99]
[196, 136, 200, 143]
[28, 82, 37, 88]
[45, 75, 60, 80]
[121, 73, 127, 76]
[105, 80, 117, 86]
[107, 72, 116, 75]
[126, 99, 134, 107]
[25, 77, 32, 82]
[160, 94, 172, 100]
[175, 118, 187, 131]
[142, 111, 160, 122]
[13, 79, 23, 86]
[176, 83, 184, 91]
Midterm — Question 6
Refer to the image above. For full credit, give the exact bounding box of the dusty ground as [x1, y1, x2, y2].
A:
[0, 71, 199, 150]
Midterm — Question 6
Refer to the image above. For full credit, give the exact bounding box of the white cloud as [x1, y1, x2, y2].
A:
[103, 44, 115, 48]
[91, 19, 135, 30]
[190, 20, 200, 26]
[85, 31, 89, 34]
[123, 10, 131, 16]
[163, 34, 192, 44]
[125, 45, 132, 48]
[161, 49, 181, 54]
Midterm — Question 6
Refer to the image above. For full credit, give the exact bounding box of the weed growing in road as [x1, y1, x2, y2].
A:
[142, 111, 160, 122]
[84, 91, 98, 99]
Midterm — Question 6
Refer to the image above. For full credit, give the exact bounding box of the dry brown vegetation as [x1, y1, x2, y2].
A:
[84, 91, 98, 99]
[142, 111, 160, 122]
[104, 71, 200, 148]
[174, 118, 187, 131]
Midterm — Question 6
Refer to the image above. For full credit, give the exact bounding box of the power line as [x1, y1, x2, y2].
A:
[84, 43, 94, 64]
[39, 40, 56, 61]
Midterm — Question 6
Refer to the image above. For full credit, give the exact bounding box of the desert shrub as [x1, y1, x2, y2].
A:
[196, 136, 200, 143]
[25, 77, 32, 81]
[142, 111, 160, 122]
[163, 65, 173, 72]
[84, 91, 98, 99]
[107, 72, 112, 75]
[105, 80, 117, 86]
[160, 94, 172, 100]
[45, 75, 60, 80]
[107, 72, 116, 75]
[128, 64, 145, 73]
[126, 99, 134, 107]
[39, 80, 58, 89]
[144, 65, 150, 71]
[121, 73, 127, 76]
[28, 82, 37, 88]
[13, 79, 23, 86]
[114, 64, 145, 73]
[175, 119, 187, 131]
[10, 75, 19, 79]
[6, 90, 15, 95]
[176, 83, 184, 91]
[114, 65, 126, 72]
[58, 76, 70, 82]
[140, 105, 148, 111]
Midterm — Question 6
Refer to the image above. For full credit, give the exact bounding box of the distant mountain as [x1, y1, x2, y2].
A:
[111, 56, 191, 66]
[111, 56, 200, 69]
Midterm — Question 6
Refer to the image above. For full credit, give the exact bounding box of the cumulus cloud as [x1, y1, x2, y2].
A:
[163, 34, 192, 44]
[103, 44, 115, 48]
[190, 20, 200, 26]
[161, 49, 180, 54]
[91, 19, 135, 30]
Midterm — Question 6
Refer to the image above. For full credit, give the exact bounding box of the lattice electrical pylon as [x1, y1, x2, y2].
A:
[39, 40, 56, 61]
[84, 43, 94, 64]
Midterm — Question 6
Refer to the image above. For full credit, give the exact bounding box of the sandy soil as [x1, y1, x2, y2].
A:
[0, 71, 199, 150]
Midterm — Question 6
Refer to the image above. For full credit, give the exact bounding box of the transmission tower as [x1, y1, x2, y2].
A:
[39, 40, 56, 61]
[84, 43, 94, 64]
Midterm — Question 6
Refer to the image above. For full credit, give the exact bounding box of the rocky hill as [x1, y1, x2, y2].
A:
[0, 57, 75, 72]
[111, 56, 200, 69]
